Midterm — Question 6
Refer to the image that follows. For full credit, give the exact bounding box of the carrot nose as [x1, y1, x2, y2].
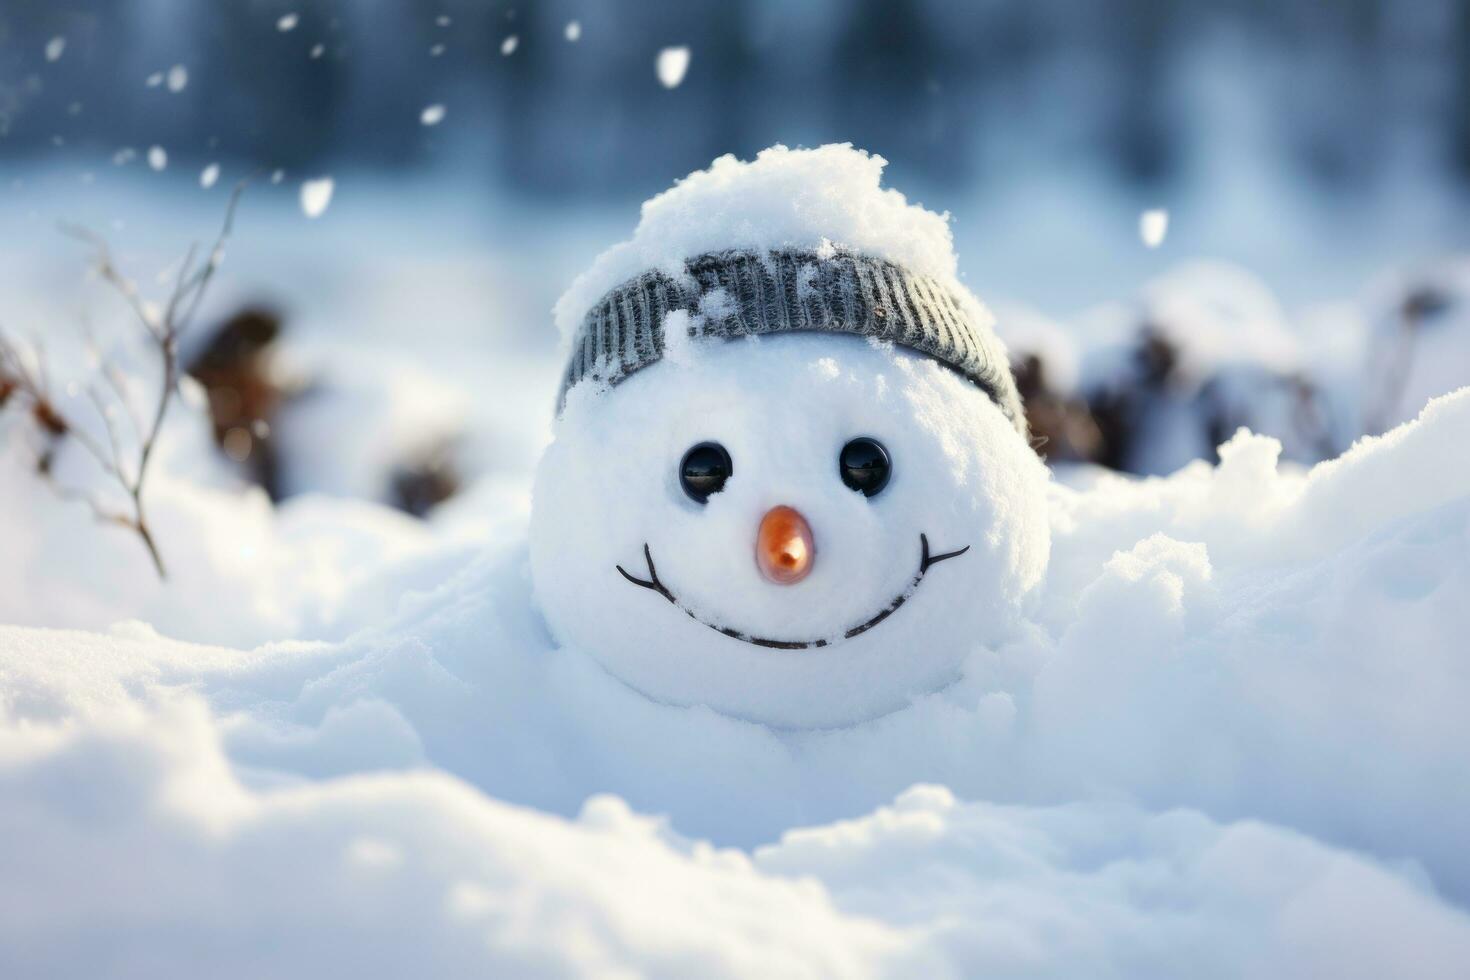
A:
[756, 505, 814, 585]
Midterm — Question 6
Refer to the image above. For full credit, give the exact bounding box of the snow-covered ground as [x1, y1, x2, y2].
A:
[3, 386, 1469, 976]
[3, 149, 1470, 974]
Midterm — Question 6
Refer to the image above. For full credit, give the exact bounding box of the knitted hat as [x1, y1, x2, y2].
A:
[558, 246, 1027, 435]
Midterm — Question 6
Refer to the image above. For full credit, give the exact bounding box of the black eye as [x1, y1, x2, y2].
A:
[839, 437, 891, 497]
[680, 442, 733, 503]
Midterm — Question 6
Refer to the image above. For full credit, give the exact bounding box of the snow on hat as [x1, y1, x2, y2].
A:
[553, 144, 1026, 434]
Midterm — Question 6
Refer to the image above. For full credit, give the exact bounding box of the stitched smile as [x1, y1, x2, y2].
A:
[615, 534, 969, 650]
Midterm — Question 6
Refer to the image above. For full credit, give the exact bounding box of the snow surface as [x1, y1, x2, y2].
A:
[3, 387, 1469, 976]
[2, 148, 1468, 973]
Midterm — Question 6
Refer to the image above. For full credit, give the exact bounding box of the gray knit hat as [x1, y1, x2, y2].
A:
[558, 247, 1026, 434]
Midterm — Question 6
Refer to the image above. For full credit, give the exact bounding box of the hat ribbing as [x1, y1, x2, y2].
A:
[558, 247, 1026, 434]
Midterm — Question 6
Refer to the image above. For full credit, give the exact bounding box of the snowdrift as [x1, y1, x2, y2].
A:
[2, 386, 1468, 977]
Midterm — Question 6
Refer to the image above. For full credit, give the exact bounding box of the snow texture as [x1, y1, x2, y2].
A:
[2, 387, 1469, 976]
[2, 145, 1468, 975]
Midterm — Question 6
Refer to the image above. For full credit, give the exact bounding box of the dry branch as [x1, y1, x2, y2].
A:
[0, 179, 249, 579]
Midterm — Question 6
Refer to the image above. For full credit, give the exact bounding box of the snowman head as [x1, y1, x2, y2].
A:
[529, 145, 1050, 729]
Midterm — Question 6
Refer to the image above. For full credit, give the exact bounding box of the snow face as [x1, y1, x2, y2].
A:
[532, 334, 1050, 728]
[535, 145, 1038, 727]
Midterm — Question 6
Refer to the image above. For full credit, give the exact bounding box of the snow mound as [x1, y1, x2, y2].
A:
[553, 144, 959, 338]
[4, 691, 1468, 978]
[2, 387, 1469, 974]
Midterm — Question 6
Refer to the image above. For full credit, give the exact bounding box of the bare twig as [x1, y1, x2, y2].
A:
[101, 359, 144, 443]
[0, 178, 251, 579]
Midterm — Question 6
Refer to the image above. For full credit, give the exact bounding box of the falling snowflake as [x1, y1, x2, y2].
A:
[277, 13, 299, 32]
[310, 43, 325, 59]
[436, 15, 451, 27]
[270, 169, 286, 184]
[200, 164, 220, 189]
[167, 64, 188, 93]
[112, 147, 136, 166]
[430, 44, 446, 57]
[147, 146, 167, 171]
[222, 427, 252, 463]
[656, 47, 690, 89]
[300, 177, 334, 219]
[420, 104, 446, 126]
[1139, 209, 1169, 249]
[565, 21, 582, 42]
[501, 35, 519, 56]
[45, 37, 66, 63]
[145, 71, 164, 88]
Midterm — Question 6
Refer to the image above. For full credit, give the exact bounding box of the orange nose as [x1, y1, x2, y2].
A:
[756, 505, 814, 585]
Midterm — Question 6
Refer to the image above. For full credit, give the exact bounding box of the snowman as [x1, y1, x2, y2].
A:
[530, 145, 1050, 729]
